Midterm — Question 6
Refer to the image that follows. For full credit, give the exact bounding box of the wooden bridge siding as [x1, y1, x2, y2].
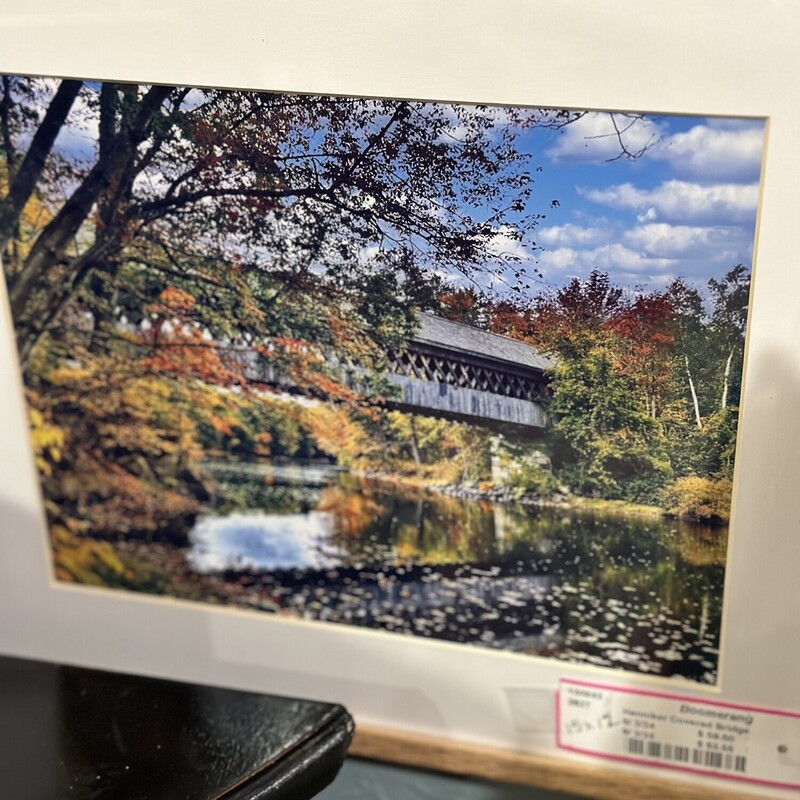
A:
[386, 374, 546, 429]
[409, 341, 548, 382]
[401, 342, 549, 398]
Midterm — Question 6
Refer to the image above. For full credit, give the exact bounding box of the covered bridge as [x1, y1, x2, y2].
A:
[385, 314, 551, 432]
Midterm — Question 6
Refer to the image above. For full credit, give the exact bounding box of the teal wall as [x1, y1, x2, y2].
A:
[319, 758, 581, 800]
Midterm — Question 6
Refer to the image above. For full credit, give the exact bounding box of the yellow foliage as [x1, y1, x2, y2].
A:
[53, 536, 125, 586]
[300, 404, 380, 468]
[28, 406, 64, 477]
[23, 349, 210, 550]
[49, 366, 93, 384]
[663, 476, 733, 522]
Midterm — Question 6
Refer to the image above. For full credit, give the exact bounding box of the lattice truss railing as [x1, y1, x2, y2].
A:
[390, 349, 544, 401]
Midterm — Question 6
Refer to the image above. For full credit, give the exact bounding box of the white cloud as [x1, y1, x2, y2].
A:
[53, 89, 100, 164]
[650, 121, 765, 181]
[579, 180, 760, 225]
[537, 223, 609, 248]
[530, 113, 762, 292]
[623, 223, 752, 261]
[546, 112, 662, 163]
[538, 243, 672, 275]
[535, 221, 754, 291]
[181, 88, 208, 111]
[132, 168, 173, 196]
[535, 246, 578, 272]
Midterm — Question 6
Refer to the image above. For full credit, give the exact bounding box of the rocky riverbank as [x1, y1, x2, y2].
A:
[352, 468, 666, 518]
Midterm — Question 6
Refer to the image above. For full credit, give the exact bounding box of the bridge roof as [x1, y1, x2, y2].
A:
[415, 313, 553, 372]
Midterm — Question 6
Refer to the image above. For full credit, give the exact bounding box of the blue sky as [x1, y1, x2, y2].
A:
[495, 111, 765, 297]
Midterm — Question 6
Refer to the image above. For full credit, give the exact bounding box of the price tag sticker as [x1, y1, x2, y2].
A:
[557, 679, 800, 790]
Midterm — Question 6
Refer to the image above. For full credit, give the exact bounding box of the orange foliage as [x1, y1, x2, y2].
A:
[300, 403, 380, 468]
[140, 286, 241, 386]
[149, 285, 196, 315]
[607, 294, 677, 415]
[210, 415, 234, 436]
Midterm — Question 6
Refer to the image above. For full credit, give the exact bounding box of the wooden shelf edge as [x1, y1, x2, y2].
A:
[350, 724, 768, 800]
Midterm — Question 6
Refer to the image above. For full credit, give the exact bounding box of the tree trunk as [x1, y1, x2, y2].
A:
[16, 239, 117, 364]
[0, 76, 16, 177]
[408, 415, 422, 469]
[0, 80, 82, 255]
[721, 348, 734, 409]
[685, 355, 702, 429]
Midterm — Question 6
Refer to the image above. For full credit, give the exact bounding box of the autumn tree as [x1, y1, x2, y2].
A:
[486, 298, 537, 341]
[607, 293, 676, 420]
[0, 79, 597, 375]
[531, 272, 672, 502]
[437, 286, 491, 327]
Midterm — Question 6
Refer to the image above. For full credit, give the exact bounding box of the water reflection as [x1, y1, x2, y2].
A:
[188, 511, 343, 571]
[189, 462, 727, 683]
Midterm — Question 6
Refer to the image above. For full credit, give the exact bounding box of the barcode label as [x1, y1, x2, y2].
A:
[624, 738, 747, 772]
[558, 679, 800, 789]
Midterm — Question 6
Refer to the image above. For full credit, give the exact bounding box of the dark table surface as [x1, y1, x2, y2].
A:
[0, 654, 354, 800]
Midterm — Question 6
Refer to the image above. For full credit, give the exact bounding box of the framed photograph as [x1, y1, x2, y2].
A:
[0, 3, 798, 797]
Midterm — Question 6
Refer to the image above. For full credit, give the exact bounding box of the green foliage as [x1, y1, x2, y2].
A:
[437, 268, 746, 507]
[381, 411, 493, 484]
[697, 407, 739, 478]
[667, 266, 750, 419]
[188, 389, 317, 461]
[544, 338, 671, 504]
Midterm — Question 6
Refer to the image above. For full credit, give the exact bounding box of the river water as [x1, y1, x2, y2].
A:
[187, 462, 727, 683]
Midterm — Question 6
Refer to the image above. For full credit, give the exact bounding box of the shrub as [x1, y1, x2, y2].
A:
[663, 476, 733, 522]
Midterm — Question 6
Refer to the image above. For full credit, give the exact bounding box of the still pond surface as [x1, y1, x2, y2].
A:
[188, 462, 726, 683]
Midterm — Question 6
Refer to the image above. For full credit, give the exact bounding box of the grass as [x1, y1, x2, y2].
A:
[569, 496, 665, 518]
